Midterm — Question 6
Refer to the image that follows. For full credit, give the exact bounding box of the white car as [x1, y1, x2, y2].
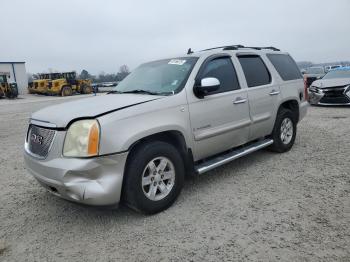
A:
[308, 67, 350, 105]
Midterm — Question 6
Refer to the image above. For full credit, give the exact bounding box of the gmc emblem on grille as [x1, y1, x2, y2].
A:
[31, 134, 44, 145]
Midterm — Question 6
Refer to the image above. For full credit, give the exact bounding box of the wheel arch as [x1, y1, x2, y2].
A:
[277, 99, 300, 122]
[126, 130, 195, 177]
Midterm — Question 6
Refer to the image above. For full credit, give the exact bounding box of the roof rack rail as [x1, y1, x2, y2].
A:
[222, 45, 245, 50]
[244, 46, 280, 51]
[192, 45, 281, 54]
[200, 45, 245, 52]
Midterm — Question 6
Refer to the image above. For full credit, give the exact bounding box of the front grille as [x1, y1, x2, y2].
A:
[323, 88, 346, 96]
[320, 96, 350, 104]
[27, 125, 56, 158]
[319, 87, 350, 104]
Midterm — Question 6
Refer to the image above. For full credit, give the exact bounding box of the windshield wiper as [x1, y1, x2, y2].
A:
[121, 89, 162, 95]
[107, 90, 123, 94]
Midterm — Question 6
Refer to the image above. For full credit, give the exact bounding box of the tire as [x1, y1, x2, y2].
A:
[269, 108, 297, 153]
[122, 141, 185, 214]
[61, 86, 73, 96]
[81, 85, 92, 94]
[5, 86, 18, 99]
[80, 84, 87, 94]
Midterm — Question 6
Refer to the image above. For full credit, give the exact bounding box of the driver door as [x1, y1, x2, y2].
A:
[187, 55, 251, 161]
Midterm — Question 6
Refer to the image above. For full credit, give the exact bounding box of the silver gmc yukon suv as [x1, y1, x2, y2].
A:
[24, 45, 308, 214]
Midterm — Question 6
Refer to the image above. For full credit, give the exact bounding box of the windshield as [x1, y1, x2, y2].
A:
[323, 70, 350, 79]
[113, 57, 198, 95]
[305, 67, 324, 74]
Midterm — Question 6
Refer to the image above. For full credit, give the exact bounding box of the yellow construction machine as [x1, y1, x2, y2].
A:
[28, 72, 92, 96]
[49, 72, 92, 96]
[0, 72, 18, 99]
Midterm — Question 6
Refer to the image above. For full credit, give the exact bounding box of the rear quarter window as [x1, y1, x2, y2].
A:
[267, 54, 302, 81]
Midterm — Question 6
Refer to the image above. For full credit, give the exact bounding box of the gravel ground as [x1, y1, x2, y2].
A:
[0, 96, 349, 262]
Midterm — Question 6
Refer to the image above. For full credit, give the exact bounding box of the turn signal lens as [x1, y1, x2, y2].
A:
[88, 122, 99, 156]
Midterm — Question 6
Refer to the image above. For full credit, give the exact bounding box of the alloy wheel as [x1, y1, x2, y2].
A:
[141, 157, 175, 201]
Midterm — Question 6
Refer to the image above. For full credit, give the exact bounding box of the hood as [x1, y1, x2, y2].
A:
[312, 78, 350, 89]
[31, 94, 162, 128]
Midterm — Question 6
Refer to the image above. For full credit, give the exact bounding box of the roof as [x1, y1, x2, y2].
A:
[0, 61, 25, 64]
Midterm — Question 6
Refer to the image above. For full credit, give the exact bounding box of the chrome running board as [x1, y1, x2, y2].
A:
[195, 139, 274, 174]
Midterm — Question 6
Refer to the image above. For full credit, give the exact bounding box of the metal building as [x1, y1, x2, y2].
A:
[0, 62, 27, 94]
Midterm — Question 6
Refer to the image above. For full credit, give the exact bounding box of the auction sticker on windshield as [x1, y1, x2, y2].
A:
[168, 59, 186, 65]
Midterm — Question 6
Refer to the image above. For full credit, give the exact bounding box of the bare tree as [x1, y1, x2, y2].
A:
[117, 65, 130, 81]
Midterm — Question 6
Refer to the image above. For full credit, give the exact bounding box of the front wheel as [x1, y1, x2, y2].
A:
[122, 141, 185, 214]
[80, 84, 92, 94]
[61, 86, 73, 96]
[269, 108, 297, 153]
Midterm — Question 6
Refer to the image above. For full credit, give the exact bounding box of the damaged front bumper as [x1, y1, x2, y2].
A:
[308, 86, 350, 106]
[24, 149, 128, 206]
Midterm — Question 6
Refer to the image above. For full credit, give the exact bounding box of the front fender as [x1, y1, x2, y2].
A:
[97, 94, 193, 155]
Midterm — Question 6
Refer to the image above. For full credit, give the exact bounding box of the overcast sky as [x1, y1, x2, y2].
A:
[1, 0, 349, 74]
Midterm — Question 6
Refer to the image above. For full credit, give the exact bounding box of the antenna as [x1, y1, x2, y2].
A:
[187, 48, 193, 55]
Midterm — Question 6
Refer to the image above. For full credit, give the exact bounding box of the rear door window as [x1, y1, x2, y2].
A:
[267, 54, 302, 81]
[237, 55, 271, 87]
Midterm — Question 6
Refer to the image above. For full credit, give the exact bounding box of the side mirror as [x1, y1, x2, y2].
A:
[194, 77, 220, 98]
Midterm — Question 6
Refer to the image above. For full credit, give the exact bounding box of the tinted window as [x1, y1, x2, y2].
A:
[267, 54, 303, 81]
[238, 55, 271, 87]
[200, 57, 240, 94]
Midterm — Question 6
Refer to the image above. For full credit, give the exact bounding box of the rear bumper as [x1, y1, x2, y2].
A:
[24, 150, 128, 206]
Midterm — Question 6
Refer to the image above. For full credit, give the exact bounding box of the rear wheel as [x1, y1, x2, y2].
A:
[122, 141, 185, 214]
[61, 86, 73, 96]
[269, 108, 297, 153]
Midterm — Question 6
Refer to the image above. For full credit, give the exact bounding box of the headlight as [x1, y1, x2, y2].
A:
[346, 86, 350, 97]
[309, 86, 317, 92]
[309, 86, 322, 94]
[63, 119, 100, 157]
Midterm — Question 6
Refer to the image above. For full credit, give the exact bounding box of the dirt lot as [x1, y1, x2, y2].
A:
[0, 96, 349, 262]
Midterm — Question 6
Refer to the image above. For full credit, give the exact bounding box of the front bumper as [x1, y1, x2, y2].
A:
[308, 88, 350, 106]
[24, 149, 128, 206]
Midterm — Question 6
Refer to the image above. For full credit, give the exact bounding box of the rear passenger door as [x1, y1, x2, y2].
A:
[188, 55, 251, 160]
[237, 54, 280, 140]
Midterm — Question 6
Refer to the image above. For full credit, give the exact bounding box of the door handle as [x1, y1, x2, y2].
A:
[269, 90, 280, 96]
[233, 97, 247, 104]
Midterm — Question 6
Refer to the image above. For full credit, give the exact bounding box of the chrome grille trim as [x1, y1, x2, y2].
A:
[27, 125, 56, 159]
